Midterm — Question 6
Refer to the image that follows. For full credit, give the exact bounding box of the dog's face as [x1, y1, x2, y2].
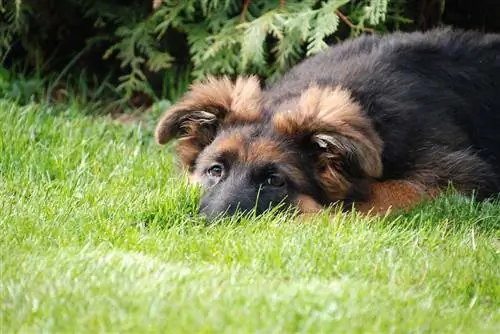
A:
[155, 76, 383, 220]
[191, 126, 325, 219]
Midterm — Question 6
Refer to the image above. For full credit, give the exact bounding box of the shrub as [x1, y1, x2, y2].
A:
[1, 0, 408, 106]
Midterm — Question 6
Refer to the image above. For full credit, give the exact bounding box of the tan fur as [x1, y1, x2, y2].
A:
[194, 133, 245, 169]
[214, 134, 246, 157]
[248, 140, 290, 163]
[355, 180, 440, 215]
[176, 137, 203, 170]
[355, 150, 494, 215]
[188, 172, 201, 185]
[273, 85, 383, 201]
[295, 194, 323, 214]
[248, 140, 308, 186]
[192, 136, 309, 188]
[155, 75, 262, 145]
[317, 165, 353, 201]
[226, 76, 262, 123]
[154, 75, 263, 169]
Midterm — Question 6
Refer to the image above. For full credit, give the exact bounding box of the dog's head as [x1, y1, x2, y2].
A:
[155, 76, 383, 220]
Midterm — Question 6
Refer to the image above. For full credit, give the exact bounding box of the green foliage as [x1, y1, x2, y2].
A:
[146, 0, 398, 81]
[1, 0, 408, 106]
[365, 0, 389, 25]
[0, 0, 29, 63]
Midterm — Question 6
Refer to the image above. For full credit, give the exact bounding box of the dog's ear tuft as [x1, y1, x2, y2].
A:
[155, 75, 261, 144]
[273, 85, 383, 199]
[155, 75, 262, 168]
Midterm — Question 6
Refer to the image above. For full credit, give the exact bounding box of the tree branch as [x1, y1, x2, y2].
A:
[335, 9, 375, 34]
[241, 0, 251, 22]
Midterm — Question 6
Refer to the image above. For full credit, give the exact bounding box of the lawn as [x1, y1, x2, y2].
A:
[1, 99, 499, 333]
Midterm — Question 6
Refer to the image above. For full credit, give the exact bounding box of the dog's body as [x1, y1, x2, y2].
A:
[155, 28, 500, 220]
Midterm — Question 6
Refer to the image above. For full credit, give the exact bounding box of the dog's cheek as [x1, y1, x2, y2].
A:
[294, 194, 323, 214]
[188, 172, 201, 185]
[189, 173, 218, 191]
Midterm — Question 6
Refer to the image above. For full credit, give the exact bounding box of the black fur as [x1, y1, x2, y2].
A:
[263, 28, 500, 200]
[158, 28, 500, 220]
[195, 126, 329, 219]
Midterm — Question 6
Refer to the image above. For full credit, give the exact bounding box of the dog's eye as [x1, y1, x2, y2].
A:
[266, 174, 285, 187]
[207, 164, 224, 178]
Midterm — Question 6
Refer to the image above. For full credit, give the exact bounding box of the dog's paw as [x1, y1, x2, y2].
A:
[355, 180, 438, 215]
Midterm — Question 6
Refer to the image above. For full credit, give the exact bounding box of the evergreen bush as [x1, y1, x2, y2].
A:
[1, 0, 408, 105]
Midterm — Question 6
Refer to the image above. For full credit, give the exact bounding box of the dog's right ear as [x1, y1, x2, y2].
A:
[155, 75, 262, 169]
[273, 85, 383, 201]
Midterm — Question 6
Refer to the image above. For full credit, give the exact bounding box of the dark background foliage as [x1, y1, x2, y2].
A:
[1, 0, 499, 112]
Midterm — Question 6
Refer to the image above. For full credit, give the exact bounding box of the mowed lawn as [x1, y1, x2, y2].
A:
[1, 99, 499, 333]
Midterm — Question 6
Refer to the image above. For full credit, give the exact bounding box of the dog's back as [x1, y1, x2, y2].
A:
[263, 28, 500, 197]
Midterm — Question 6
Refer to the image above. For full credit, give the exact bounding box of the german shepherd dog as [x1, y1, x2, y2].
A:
[155, 28, 500, 220]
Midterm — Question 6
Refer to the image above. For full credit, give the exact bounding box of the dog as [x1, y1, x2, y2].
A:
[154, 28, 500, 220]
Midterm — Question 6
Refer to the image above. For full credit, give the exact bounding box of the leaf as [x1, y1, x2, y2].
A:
[365, 0, 389, 25]
[307, 0, 348, 56]
[239, 12, 276, 70]
[146, 52, 174, 72]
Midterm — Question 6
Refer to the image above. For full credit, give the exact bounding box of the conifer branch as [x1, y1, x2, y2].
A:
[241, 0, 251, 22]
[335, 9, 375, 34]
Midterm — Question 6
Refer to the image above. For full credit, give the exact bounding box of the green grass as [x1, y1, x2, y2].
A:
[1, 100, 499, 333]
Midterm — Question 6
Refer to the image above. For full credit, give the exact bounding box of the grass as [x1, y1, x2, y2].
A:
[1, 99, 499, 333]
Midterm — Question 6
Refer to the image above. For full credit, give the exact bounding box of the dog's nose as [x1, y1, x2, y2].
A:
[198, 177, 260, 221]
[199, 201, 245, 222]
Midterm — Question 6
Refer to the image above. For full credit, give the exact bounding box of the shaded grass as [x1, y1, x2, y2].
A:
[1, 100, 499, 333]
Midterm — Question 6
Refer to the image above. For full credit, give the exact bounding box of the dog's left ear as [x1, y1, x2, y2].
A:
[273, 85, 383, 199]
[155, 75, 262, 169]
